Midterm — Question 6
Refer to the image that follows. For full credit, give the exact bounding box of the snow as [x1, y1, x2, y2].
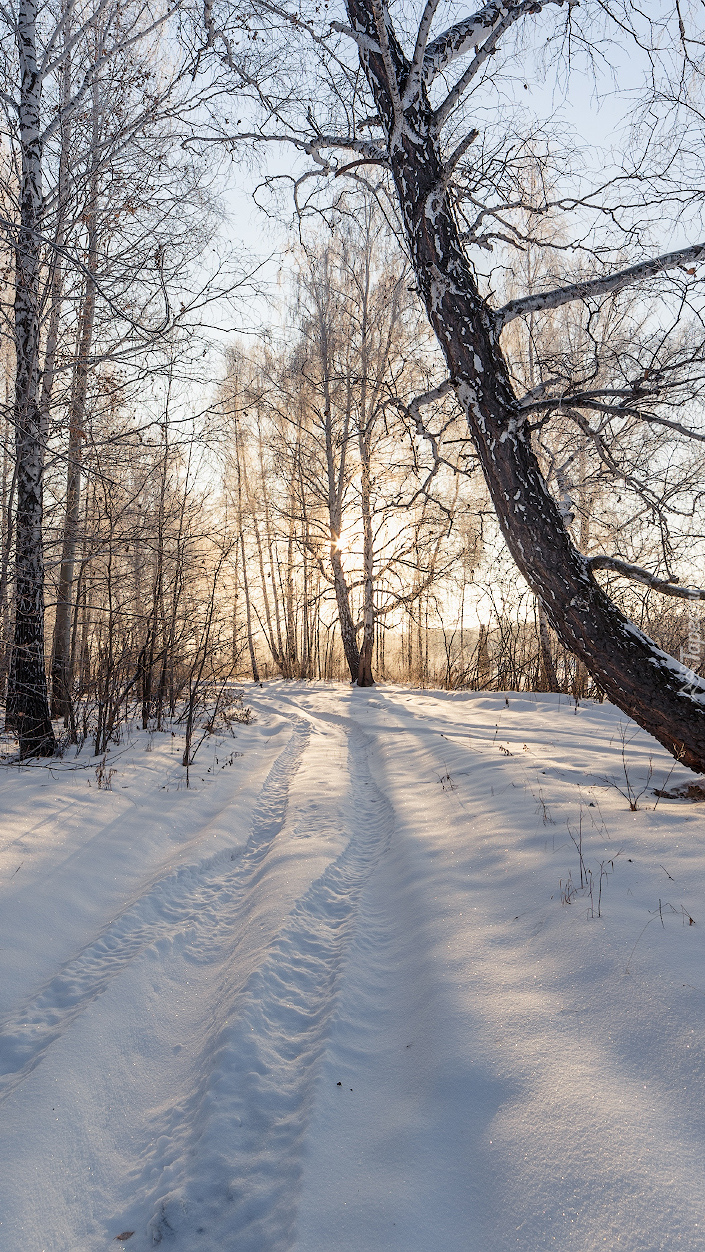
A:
[1, 683, 705, 1250]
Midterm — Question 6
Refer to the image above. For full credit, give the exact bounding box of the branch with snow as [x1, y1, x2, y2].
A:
[369, 0, 404, 140]
[422, 0, 574, 86]
[204, 129, 388, 170]
[495, 243, 705, 329]
[423, 0, 523, 83]
[431, 11, 519, 127]
[517, 388, 705, 447]
[330, 20, 382, 54]
[406, 378, 455, 428]
[403, 0, 443, 105]
[589, 556, 705, 600]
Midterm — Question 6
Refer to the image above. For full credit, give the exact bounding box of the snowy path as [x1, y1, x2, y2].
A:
[1, 685, 705, 1251]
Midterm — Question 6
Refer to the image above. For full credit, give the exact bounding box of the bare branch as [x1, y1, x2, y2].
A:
[496, 243, 705, 329]
[0, 212, 171, 337]
[423, 0, 524, 83]
[41, 1, 184, 146]
[407, 378, 455, 422]
[403, 0, 443, 106]
[0, 87, 19, 112]
[185, 128, 387, 167]
[443, 127, 479, 176]
[432, 8, 528, 127]
[370, 0, 404, 140]
[330, 20, 382, 54]
[589, 556, 705, 600]
[570, 398, 705, 445]
[41, 0, 113, 79]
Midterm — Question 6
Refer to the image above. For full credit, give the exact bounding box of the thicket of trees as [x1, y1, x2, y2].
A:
[2, 0, 705, 764]
[197, 0, 705, 770]
[0, 0, 249, 754]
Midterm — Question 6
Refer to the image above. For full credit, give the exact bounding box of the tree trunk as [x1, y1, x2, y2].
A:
[51, 65, 99, 720]
[11, 0, 55, 756]
[284, 476, 298, 675]
[234, 423, 259, 683]
[356, 241, 375, 687]
[240, 528, 260, 684]
[330, 547, 360, 681]
[258, 416, 287, 668]
[0, 451, 17, 697]
[357, 446, 375, 687]
[246, 471, 282, 671]
[315, 258, 360, 682]
[347, 6, 705, 771]
[51, 271, 95, 718]
[537, 601, 559, 693]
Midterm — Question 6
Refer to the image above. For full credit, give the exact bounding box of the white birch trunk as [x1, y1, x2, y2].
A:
[11, 0, 55, 755]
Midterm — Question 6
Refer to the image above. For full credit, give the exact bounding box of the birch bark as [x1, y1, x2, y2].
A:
[12, 0, 55, 756]
[50, 119, 98, 718]
[356, 250, 375, 687]
[318, 289, 360, 681]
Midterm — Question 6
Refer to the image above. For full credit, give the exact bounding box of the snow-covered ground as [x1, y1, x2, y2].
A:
[1, 683, 705, 1251]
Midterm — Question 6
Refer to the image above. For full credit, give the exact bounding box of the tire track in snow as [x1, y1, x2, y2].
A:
[0, 719, 311, 1102]
[130, 717, 394, 1252]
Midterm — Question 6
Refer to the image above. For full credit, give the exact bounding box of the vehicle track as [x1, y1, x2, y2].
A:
[0, 718, 311, 1102]
[130, 714, 396, 1251]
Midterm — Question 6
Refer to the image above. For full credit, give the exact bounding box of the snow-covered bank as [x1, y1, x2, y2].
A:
[1, 685, 704, 1250]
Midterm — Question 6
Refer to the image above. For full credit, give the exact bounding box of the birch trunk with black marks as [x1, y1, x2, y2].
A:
[346, 0, 705, 770]
[50, 234, 96, 719]
[0, 435, 17, 694]
[356, 363, 375, 689]
[355, 234, 376, 687]
[37, 24, 71, 448]
[240, 527, 260, 684]
[11, 0, 55, 756]
[234, 423, 260, 682]
[51, 60, 100, 721]
[537, 600, 558, 693]
[357, 445, 375, 686]
[320, 322, 360, 682]
[241, 419, 283, 672]
[284, 464, 299, 675]
[330, 545, 359, 682]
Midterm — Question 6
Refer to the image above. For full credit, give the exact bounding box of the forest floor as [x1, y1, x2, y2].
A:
[1, 682, 705, 1251]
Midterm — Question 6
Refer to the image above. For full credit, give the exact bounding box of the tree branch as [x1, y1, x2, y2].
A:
[0, 87, 19, 112]
[495, 243, 705, 329]
[423, 0, 522, 82]
[407, 378, 455, 422]
[588, 555, 705, 600]
[423, 0, 574, 86]
[330, 20, 382, 54]
[403, 0, 443, 106]
[40, 1, 183, 146]
[370, 0, 404, 139]
[432, 8, 528, 126]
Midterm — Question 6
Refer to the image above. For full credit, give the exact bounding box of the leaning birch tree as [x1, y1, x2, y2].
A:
[200, 0, 705, 770]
